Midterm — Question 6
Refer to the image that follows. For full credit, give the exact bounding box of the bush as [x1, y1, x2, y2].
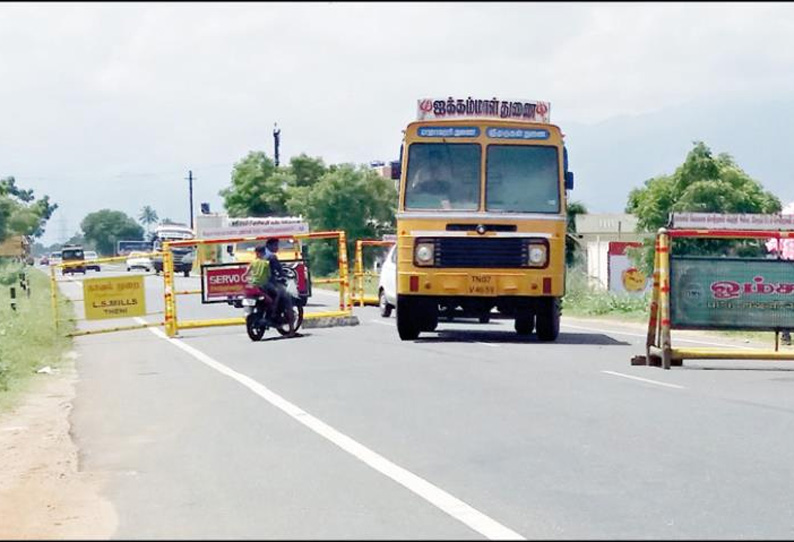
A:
[563, 266, 650, 317]
[0, 259, 24, 286]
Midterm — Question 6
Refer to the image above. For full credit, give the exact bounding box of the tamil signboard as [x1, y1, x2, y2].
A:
[670, 256, 794, 330]
[670, 213, 794, 231]
[416, 97, 551, 123]
[199, 217, 309, 241]
[201, 263, 250, 303]
[83, 276, 146, 320]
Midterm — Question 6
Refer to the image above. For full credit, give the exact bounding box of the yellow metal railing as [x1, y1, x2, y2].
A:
[643, 227, 794, 369]
[49, 252, 165, 337]
[351, 239, 394, 307]
[163, 231, 353, 337]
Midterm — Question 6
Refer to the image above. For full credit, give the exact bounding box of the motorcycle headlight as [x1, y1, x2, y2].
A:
[414, 241, 435, 267]
[527, 242, 548, 267]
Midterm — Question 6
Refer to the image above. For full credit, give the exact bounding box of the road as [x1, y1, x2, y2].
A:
[56, 266, 794, 539]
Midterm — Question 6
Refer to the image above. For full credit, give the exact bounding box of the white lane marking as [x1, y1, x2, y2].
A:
[474, 342, 499, 348]
[601, 371, 685, 390]
[137, 320, 524, 540]
[561, 323, 757, 349]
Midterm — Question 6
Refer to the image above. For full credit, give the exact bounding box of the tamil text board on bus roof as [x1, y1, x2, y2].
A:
[416, 97, 551, 123]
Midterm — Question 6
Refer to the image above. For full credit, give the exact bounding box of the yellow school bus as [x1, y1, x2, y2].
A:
[392, 97, 574, 341]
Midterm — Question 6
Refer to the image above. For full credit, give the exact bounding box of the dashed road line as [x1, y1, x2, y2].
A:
[602, 370, 685, 390]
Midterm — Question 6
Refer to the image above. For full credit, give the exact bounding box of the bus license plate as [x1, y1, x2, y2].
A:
[468, 275, 496, 295]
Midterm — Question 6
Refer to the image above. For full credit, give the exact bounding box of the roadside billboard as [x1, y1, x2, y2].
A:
[670, 256, 794, 330]
[607, 242, 650, 294]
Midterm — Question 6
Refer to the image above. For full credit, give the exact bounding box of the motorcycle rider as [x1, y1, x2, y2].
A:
[262, 238, 294, 325]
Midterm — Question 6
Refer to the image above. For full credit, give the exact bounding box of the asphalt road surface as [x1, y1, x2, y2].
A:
[55, 266, 794, 539]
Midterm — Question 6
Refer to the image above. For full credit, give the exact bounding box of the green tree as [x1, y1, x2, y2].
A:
[219, 151, 295, 217]
[626, 141, 782, 272]
[566, 200, 587, 267]
[286, 164, 397, 275]
[0, 176, 58, 242]
[138, 205, 159, 234]
[81, 209, 144, 256]
[288, 154, 327, 188]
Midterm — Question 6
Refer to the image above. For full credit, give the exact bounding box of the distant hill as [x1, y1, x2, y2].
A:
[562, 97, 794, 213]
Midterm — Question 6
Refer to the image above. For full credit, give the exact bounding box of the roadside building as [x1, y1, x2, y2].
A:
[574, 213, 653, 292]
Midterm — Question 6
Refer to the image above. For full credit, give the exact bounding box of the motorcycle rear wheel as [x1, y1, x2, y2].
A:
[276, 304, 303, 337]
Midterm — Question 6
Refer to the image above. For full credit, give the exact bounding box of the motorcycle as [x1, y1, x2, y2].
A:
[241, 267, 304, 341]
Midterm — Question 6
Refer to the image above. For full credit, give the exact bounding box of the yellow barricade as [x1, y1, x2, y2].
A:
[50, 252, 165, 337]
[162, 231, 352, 337]
[640, 226, 794, 369]
[350, 239, 394, 307]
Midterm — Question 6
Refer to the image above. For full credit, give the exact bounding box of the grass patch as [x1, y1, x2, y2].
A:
[0, 264, 75, 412]
[562, 268, 650, 321]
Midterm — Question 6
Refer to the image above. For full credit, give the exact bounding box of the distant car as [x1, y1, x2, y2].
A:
[377, 244, 397, 317]
[61, 245, 86, 275]
[85, 250, 101, 272]
[49, 251, 62, 266]
[39, 255, 49, 266]
[126, 251, 152, 272]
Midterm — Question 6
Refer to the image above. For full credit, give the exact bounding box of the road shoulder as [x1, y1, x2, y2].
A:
[0, 355, 117, 539]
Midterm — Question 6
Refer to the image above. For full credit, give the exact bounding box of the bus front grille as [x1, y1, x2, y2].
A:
[435, 237, 527, 268]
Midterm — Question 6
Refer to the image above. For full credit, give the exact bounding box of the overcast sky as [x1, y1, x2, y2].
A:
[2, 2, 793, 246]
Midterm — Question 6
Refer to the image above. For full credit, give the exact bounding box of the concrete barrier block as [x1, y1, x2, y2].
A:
[301, 315, 360, 329]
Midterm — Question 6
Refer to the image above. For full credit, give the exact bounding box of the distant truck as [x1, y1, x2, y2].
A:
[150, 223, 196, 277]
[116, 239, 154, 256]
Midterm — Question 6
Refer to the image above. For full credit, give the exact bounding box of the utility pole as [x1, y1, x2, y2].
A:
[273, 123, 281, 167]
[186, 170, 195, 229]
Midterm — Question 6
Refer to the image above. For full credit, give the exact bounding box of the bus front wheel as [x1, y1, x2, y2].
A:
[536, 297, 561, 342]
[397, 295, 420, 340]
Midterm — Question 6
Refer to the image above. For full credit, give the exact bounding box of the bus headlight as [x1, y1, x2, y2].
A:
[527, 243, 548, 267]
[414, 241, 435, 266]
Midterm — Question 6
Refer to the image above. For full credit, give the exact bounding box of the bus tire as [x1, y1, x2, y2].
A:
[536, 297, 561, 342]
[397, 295, 420, 340]
[420, 303, 438, 331]
[515, 312, 534, 335]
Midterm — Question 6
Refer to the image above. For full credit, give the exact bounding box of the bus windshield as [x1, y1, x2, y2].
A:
[405, 143, 480, 211]
[486, 145, 560, 213]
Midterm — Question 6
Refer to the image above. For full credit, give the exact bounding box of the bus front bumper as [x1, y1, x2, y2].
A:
[397, 271, 564, 297]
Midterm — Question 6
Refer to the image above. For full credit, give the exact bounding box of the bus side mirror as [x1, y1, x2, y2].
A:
[565, 171, 575, 191]
[390, 160, 401, 181]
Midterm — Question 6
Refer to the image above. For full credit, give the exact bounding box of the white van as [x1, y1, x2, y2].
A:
[377, 244, 397, 317]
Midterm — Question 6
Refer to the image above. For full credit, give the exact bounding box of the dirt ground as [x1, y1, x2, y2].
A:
[0, 353, 117, 539]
